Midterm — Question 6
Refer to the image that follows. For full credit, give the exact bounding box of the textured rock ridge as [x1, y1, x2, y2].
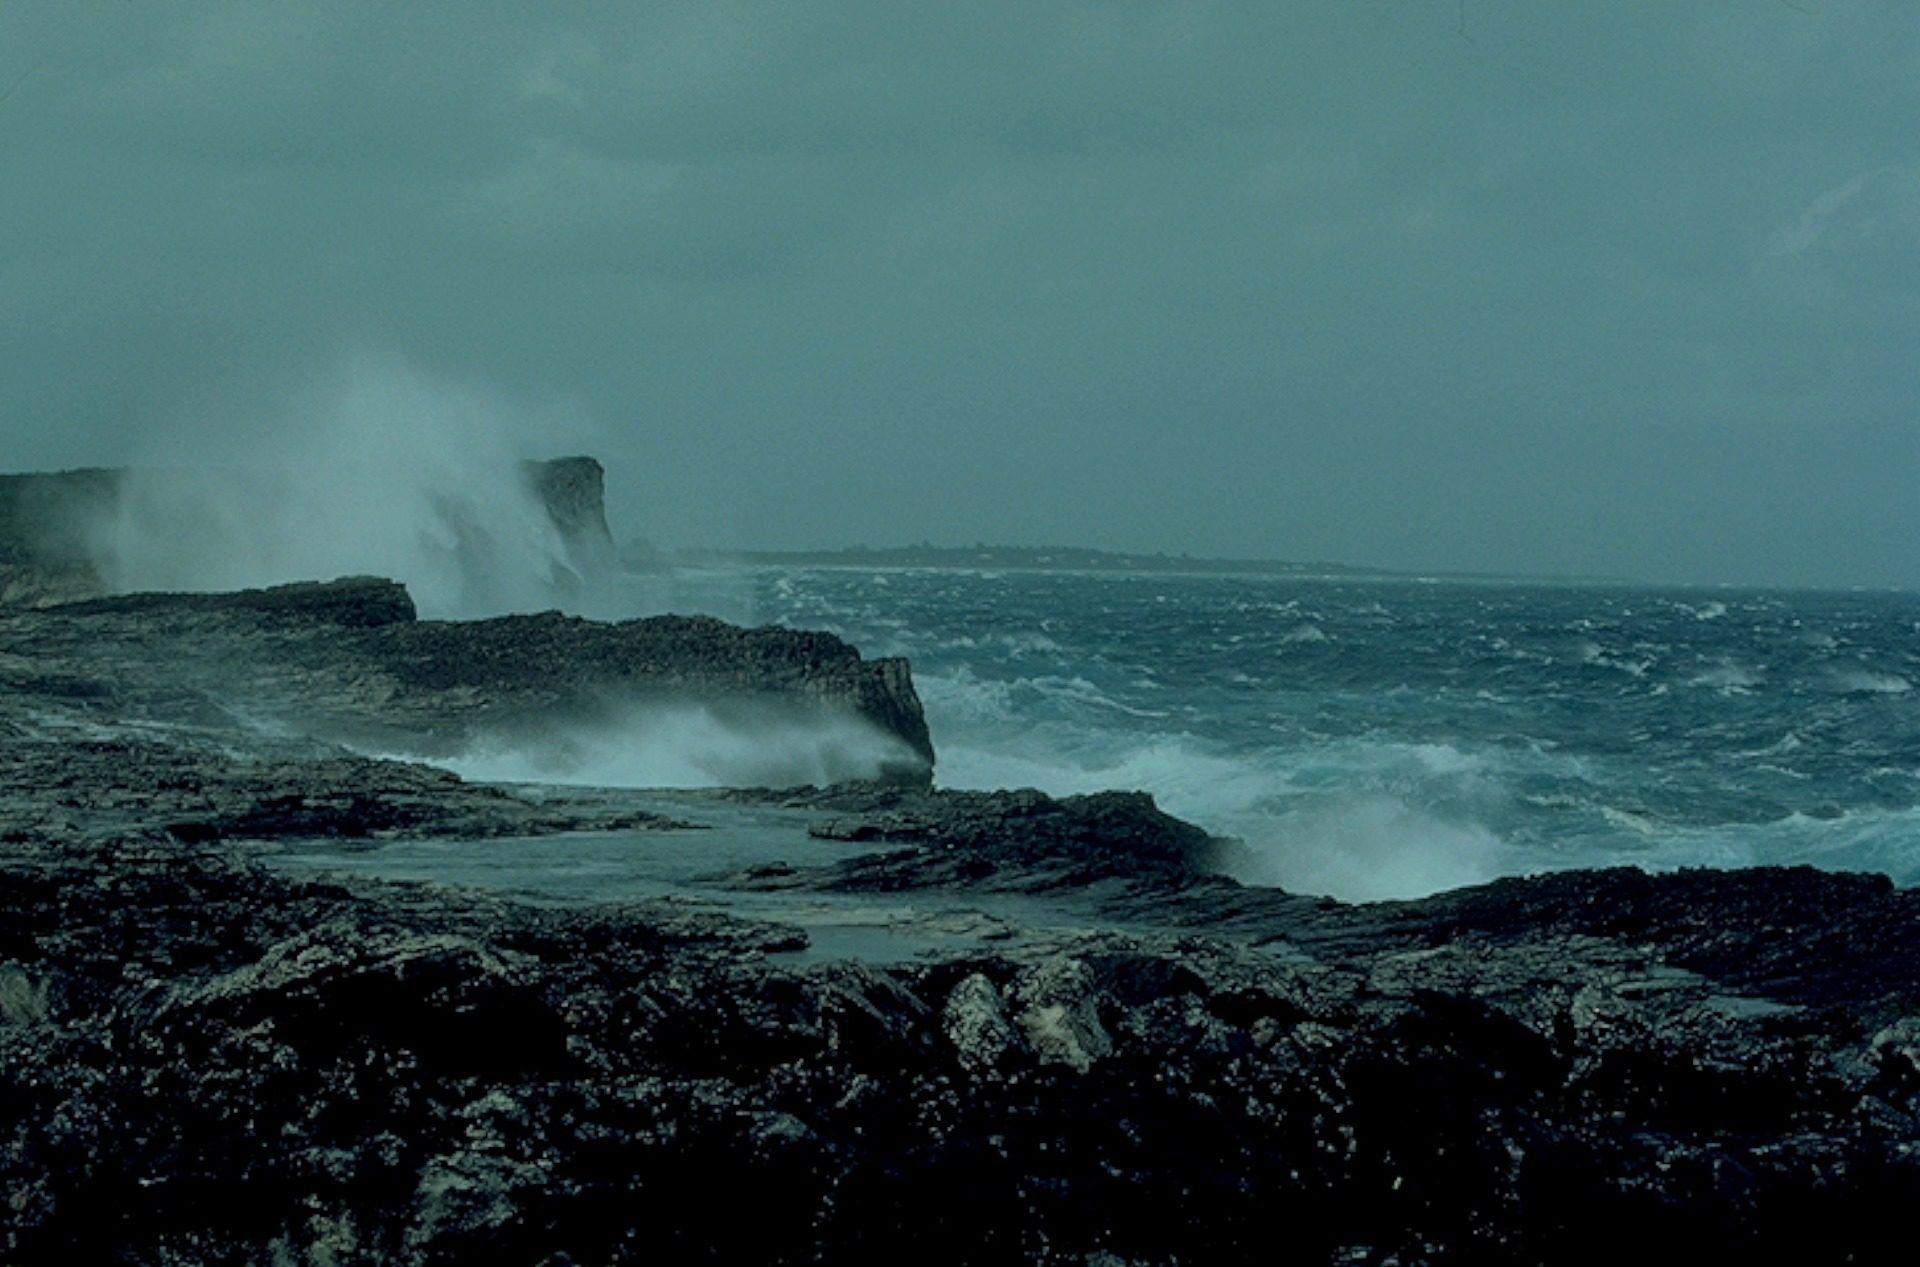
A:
[1, 833, 1915, 1265]
[0, 576, 936, 784]
[807, 787, 1217, 886]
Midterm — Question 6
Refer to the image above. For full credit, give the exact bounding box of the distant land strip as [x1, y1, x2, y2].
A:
[668, 543, 1642, 588]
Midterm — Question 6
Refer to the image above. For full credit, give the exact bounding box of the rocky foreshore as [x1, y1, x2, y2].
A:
[3, 576, 1918, 1263]
[4, 798, 1917, 1265]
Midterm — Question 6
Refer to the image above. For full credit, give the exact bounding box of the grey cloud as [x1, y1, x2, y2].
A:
[1, 1, 1915, 586]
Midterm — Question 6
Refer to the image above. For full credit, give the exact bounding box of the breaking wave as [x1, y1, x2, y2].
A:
[1831, 669, 1912, 695]
[758, 567, 1920, 901]
[922, 669, 1520, 900]
[426, 701, 921, 791]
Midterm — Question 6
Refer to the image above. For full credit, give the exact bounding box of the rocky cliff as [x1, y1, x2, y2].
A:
[0, 467, 121, 606]
[520, 455, 616, 575]
[5, 459, 1913, 1262]
[0, 576, 936, 785]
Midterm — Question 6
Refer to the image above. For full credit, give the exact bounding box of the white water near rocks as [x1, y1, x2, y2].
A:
[297, 564, 1920, 905]
[741, 568, 1920, 900]
[434, 701, 921, 792]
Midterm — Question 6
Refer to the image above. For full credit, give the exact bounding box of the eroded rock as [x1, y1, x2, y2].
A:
[2, 836, 1917, 1264]
[0, 575, 935, 789]
[942, 973, 1020, 1072]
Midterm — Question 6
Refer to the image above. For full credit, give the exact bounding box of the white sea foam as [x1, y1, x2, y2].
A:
[1689, 661, 1762, 693]
[760, 570, 1920, 899]
[429, 701, 920, 790]
[988, 753, 1508, 901]
[922, 667, 1523, 900]
[1218, 795, 1508, 901]
[1833, 669, 1912, 695]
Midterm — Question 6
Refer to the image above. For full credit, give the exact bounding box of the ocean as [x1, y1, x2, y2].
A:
[715, 566, 1920, 902]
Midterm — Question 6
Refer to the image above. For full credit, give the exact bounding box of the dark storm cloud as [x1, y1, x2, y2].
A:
[1, 1, 1915, 586]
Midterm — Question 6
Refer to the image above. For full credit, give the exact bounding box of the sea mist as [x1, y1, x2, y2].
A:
[91, 357, 585, 619]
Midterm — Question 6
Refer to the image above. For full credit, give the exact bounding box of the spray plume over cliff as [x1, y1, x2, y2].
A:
[1, 361, 615, 617]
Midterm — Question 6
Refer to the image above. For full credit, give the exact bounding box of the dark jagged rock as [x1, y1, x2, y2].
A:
[807, 788, 1220, 888]
[2, 834, 1916, 1265]
[3, 496, 1916, 1259]
[0, 576, 936, 784]
[54, 573, 420, 627]
[1323, 864, 1920, 1012]
[0, 710, 1914, 1263]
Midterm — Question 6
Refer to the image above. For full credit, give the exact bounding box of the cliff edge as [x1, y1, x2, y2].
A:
[1, 576, 936, 785]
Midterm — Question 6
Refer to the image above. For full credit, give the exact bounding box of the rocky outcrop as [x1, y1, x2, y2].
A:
[2, 830, 1915, 1265]
[520, 455, 616, 575]
[0, 612, 1913, 1262]
[0, 731, 694, 845]
[0, 576, 936, 784]
[3, 472, 1915, 1261]
[806, 787, 1219, 887]
[0, 458, 616, 608]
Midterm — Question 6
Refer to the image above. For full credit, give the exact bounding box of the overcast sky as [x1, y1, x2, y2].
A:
[1, 2, 1915, 587]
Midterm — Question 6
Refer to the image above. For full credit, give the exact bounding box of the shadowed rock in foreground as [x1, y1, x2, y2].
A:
[2, 565, 1915, 1262]
[2, 819, 1916, 1265]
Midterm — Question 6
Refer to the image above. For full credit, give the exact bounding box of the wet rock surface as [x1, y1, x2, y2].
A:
[519, 456, 617, 576]
[804, 787, 1220, 887]
[0, 731, 693, 844]
[4, 788, 1919, 1263]
[3, 574, 1917, 1261]
[0, 576, 935, 782]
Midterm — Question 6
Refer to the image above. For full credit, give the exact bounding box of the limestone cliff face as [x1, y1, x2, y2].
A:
[0, 458, 617, 608]
[519, 456, 615, 576]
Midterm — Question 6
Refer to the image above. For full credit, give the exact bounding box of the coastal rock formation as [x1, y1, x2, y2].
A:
[520, 455, 616, 575]
[1, 623, 1915, 1260]
[2, 824, 1915, 1265]
[2, 491, 1914, 1261]
[0, 576, 936, 785]
[805, 787, 1221, 886]
[0, 732, 695, 845]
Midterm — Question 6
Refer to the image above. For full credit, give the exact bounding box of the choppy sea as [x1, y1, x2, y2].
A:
[700, 567, 1920, 901]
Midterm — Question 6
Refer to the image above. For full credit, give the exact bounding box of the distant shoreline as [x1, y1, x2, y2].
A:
[667, 543, 1642, 589]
